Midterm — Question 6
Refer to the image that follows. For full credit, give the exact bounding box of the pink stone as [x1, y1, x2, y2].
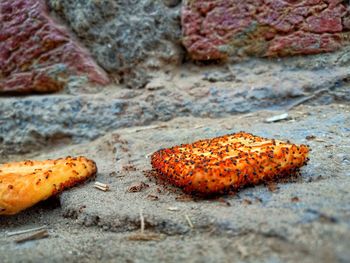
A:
[182, 0, 350, 60]
[0, 0, 109, 93]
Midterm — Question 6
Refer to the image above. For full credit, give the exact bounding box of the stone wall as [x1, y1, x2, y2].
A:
[48, 0, 183, 88]
[0, 0, 109, 93]
[2, 0, 350, 92]
[182, 0, 350, 60]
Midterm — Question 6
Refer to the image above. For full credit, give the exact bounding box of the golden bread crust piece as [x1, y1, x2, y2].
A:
[151, 132, 309, 195]
[0, 156, 97, 215]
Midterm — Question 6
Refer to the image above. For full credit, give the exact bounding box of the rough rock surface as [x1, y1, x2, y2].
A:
[0, 0, 109, 93]
[1, 104, 349, 262]
[0, 44, 350, 262]
[1, 48, 349, 158]
[182, 0, 350, 60]
[48, 0, 183, 88]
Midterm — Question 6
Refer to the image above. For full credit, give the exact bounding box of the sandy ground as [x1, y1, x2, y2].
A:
[1, 102, 349, 263]
[1, 50, 350, 262]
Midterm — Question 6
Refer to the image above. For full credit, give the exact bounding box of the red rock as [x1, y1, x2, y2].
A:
[267, 32, 343, 56]
[0, 0, 109, 93]
[182, 0, 350, 60]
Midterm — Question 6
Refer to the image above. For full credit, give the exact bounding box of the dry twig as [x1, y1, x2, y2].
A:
[94, 182, 110, 192]
[140, 209, 145, 235]
[126, 209, 164, 241]
[7, 225, 47, 237]
[127, 232, 164, 241]
[15, 230, 49, 244]
[167, 207, 179, 211]
[185, 214, 194, 228]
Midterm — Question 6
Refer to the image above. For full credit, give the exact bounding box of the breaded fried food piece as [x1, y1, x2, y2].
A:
[151, 132, 309, 195]
[0, 156, 97, 215]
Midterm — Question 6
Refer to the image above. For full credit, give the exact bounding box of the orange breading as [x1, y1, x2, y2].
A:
[151, 132, 309, 195]
[0, 156, 97, 215]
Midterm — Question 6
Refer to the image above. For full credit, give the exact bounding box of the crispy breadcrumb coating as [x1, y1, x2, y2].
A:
[0, 156, 97, 215]
[151, 132, 309, 195]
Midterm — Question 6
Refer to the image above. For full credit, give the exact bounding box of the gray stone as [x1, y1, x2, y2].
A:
[1, 52, 350, 158]
[48, 0, 183, 88]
